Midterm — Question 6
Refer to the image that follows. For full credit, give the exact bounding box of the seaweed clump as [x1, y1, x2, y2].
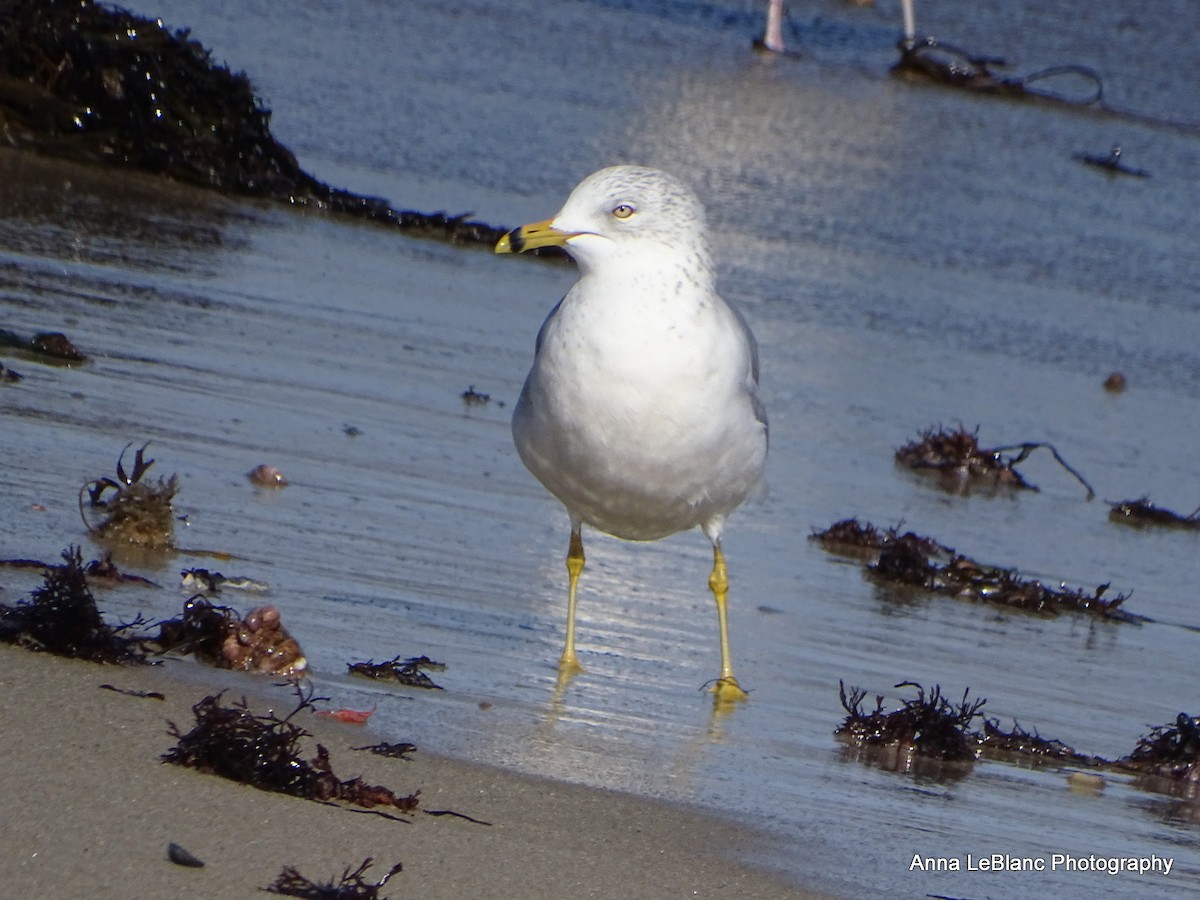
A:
[1108, 498, 1200, 530]
[80, 442, 178, 548]
[835, 684, 1200, 795]
[1118, 714, 1200, 795]
[810, 517, 952, 558]
[460, 385, 491, 407]
[162, 688, 420, 815]
[894, 425, 1094, 498]
[264, 858, 403, 900]
[1073, 145, 1149, 178]
[348, 655, 445, 690]
[977, 718, 1100, 767]
[891, 37, 1103, 107]
[82, 551, 158, 586]
[0, 327, 87, 362]
[837, 681, 983, 764]
[838, 682, 1109, 772]
[873, 542, 1133, 620]
[0, 545, 146, 662]
[0, 549, 157, 586]
[810, 518, 1139, 621]
[354, 741, 418, 760]
[153, 596, 307, 677]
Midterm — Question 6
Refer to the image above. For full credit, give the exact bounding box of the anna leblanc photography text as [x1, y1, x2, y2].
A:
[909, 853, 1174, 877]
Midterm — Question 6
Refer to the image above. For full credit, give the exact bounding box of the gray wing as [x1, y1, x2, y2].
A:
[728, 300, 768, 436]
[515, 296, 567, 413]
[729, 300, 760, 385]
[533, 296, 566, 356]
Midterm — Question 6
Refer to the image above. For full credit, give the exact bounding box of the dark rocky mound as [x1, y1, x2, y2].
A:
[0, 0, 508, 246]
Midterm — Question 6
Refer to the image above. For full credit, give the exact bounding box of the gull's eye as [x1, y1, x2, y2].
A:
[612, 204, 635, 220]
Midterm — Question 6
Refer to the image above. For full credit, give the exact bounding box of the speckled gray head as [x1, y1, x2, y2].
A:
[495, 165, 711, 274]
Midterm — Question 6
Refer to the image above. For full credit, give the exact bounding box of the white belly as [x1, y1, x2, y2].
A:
[512, 288, 766, 541]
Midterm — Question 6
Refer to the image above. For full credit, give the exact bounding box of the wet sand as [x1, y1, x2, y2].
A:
[0, 643, 821, 898]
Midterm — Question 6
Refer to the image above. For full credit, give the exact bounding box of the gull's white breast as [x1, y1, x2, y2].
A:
[513, 256, 766, 541]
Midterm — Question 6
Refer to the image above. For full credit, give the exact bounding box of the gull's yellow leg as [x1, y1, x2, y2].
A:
[560, 528, 586, 675]
[709, 544, 749, 701]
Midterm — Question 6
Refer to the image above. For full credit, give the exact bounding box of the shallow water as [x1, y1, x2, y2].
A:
[3, 1, 1200, 896]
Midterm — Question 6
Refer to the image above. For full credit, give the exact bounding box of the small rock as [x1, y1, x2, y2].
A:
[248, 464, 288, 487]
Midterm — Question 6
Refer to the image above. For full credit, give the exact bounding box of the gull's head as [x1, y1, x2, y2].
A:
[495, 166, 710, 274]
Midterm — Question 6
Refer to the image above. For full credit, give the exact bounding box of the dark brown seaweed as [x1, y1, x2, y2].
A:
[1108, 498, 1200, 530]
[0, 546, 147, 663]
[894, 425, 1094, 498]
[79, 442, 179, 548]
[263, 858, 403, 899]
[811, 519, 1139, 621]
[348, 655, 445, 690]
[153, 596, 307, 678]
[837, 681, 983, 763]
[162, 687, 420, 814]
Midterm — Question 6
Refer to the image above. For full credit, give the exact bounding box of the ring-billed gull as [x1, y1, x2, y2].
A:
[496, 166, 768, 702]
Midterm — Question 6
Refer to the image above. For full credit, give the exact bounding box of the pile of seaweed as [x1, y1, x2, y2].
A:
[891, 36, 1103, 107]
[894, 425, 1094, 498]
[162, 687, 421, 816]
[810, 517, 951, 558]
[264, 858, 404, 900]
[1073, 145, 1150, 178]
[0, 546, 147, 662]
[0, 0, 506, 247]
[1123, 714, 1200, 791]
[1108, 497, 1200, 530]
[153, 596, 308, 678]
[811, 518, 1140, 621]
[0, 541, 307, 675]
[349, 654, 445, 690]
[886, 20, 1200, 136]
[354, 740, 418, 761]
[978, 717, 1102, 767]
[0, 327, 87, 362]
[837, 681, 1200, 797]
[0, 548, 155, 586]
[80, 443, 179, 549]
[837, 681, 984, 763]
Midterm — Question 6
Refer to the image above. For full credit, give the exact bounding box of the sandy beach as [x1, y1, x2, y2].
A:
[0, 643, 822, 898]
